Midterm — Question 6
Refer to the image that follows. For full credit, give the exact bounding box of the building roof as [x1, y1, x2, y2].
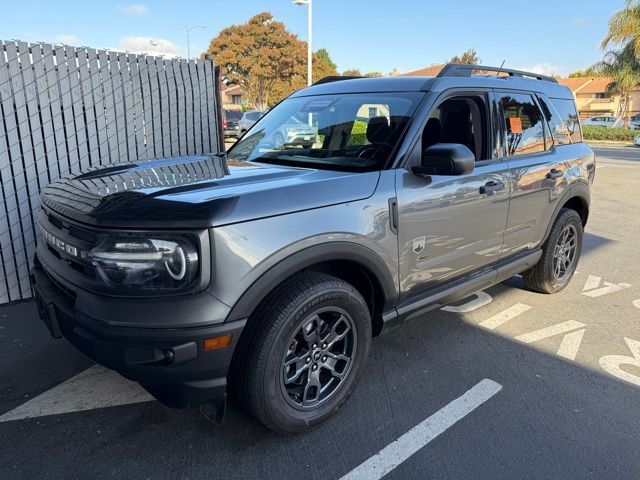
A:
[397, 64, 446, 77]
[557, 76, 613, 94]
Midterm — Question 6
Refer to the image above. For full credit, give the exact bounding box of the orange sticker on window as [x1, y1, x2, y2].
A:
[509, 117, 523, 134]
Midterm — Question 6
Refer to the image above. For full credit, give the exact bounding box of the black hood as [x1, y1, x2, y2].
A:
[40, 154, 380, 229]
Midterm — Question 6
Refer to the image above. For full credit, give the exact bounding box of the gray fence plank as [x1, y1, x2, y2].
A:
[32, 43, 59, 183]
[196, 60, 210, 153]
[128, 54, 145, 160]
[55, 45, 82, 175]
[156, 56, 171, 157]
[77, 48, 100, 167]
[66, 46, 90, 171]
[165, 58, 179, 156]
[188, 60, 202, 154]
[203, 59, 217, 152]
[138, 55, 154, 160]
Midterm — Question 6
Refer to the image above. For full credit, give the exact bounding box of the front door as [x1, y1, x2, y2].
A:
[395, 92, 510, 302]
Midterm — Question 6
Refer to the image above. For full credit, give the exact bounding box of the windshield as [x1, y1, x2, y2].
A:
[228, 92, 422, 171]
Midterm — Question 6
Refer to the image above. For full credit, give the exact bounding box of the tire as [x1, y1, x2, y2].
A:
[232, 272, 371, 434]
[523, 208, 583, 294]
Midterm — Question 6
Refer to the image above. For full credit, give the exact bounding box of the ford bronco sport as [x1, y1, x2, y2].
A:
[30, 64, 594, 433]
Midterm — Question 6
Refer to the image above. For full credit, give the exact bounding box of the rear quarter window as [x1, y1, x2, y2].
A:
[550, 98, 582, 143]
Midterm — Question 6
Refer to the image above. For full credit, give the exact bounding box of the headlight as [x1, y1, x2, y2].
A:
[91, 235, 199, 293]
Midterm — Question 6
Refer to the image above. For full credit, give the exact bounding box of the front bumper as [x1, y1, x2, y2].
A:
[30, 253, 246, 409]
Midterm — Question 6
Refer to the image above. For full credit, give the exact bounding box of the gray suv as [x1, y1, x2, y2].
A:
[30, 64, 594, 434]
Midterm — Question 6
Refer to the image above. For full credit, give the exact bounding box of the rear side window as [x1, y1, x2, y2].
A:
[550, 98, 582, 143]
[537, 96, 571, 146]
[499, 93, 546, 156]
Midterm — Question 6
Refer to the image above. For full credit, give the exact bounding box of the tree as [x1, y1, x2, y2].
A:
[449, 48, 481, 65]
[341, 68, 362, 77]
[206, 12, 306, 109]
[270, 50, 338, 102]
[315, 48, 337, 71]
[568, 66, 604, 78]
[364, 71, 383, 77]
[597, 43, 640, 125]
[602, 0, 640, 58]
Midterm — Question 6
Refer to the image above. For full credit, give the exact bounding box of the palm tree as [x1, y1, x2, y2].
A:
[602, 0, 640, 57]
[597, 43, 640, 126]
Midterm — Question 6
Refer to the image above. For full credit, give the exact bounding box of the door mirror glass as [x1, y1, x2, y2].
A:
[413, 143, 475, 176]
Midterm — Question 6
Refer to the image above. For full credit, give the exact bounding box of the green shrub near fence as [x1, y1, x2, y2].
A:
[582, 125, 637, 142]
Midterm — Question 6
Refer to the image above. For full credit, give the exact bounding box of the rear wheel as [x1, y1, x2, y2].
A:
[523, 208, 583, 293]
[232, 272, 371, 434]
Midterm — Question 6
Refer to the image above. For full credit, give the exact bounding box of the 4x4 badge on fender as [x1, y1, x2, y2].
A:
[413, 236, 426, 254]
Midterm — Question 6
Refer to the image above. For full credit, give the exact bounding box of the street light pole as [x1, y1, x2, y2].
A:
[293, 0, 312, 86]
[186, 25, 206, 60]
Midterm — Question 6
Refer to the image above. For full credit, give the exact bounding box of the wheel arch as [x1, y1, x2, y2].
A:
[543, 183, 590, 243]
[225, 242, 398, 337]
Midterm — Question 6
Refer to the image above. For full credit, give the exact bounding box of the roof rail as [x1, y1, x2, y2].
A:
[312, 75, 362, 86]
[437, 64, 558, 83]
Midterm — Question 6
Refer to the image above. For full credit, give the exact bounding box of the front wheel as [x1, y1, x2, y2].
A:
[523, 208, 583, 293]
[232, 272, 371, 434]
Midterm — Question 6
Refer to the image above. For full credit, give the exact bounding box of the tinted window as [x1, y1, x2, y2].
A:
[500, 94, 546, 156]
[247, 112, 261, 121]
[551, 98, 582, 143]
[538, 96, 571, 146]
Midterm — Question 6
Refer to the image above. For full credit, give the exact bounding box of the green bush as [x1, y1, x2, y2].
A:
[582, 125, 637, 142]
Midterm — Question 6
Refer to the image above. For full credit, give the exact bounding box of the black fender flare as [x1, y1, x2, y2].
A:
[542, 181, 590, 243]
[225, 241, 398, 323]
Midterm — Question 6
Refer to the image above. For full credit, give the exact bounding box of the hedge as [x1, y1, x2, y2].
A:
[582, 125, 637, 142]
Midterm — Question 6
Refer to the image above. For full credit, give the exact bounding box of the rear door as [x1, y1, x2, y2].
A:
[497, 91, 570, 257]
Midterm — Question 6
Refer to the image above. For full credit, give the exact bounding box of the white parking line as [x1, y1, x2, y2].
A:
[0, 365, 153, 422]
[340, 379, 502, 480]
[479, 303, 531, 330]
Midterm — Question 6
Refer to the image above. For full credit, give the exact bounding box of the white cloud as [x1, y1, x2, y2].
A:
[117, 4, 149, 16]
[117, 36, 180, 58]
[516, 63, 565, 78]
[55, 34, 80, 45]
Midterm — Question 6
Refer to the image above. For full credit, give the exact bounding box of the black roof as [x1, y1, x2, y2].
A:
[290, 64, 573, 100]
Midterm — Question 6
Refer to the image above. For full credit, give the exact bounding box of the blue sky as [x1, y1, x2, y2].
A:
[0, 1, 627, 76]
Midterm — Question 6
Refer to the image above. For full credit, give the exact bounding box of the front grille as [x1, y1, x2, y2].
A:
[38, 209, 99, 282]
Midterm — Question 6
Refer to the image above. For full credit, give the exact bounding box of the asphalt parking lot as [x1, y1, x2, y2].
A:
[1, 145, 639, 479]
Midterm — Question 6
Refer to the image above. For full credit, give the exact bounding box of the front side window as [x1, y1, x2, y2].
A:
[228, 92, 422, 171]
[500, 93, 546, 157]
[422, 95, 488, 161]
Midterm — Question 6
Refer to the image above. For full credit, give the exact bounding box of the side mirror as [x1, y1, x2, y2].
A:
[412, 143, 475, 176]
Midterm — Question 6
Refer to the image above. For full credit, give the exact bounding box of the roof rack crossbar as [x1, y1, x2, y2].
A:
[437, 64, 558, 83]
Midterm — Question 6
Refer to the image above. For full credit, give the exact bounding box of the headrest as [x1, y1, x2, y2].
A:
[366, 117, 391, 144]
[423, 118, 442, 149]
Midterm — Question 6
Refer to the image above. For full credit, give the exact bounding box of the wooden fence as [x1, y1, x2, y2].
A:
[0, 40, 222, 304]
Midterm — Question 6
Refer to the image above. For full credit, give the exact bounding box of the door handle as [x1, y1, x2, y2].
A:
[479, 180, 505, 195]
[546, 168, 564, 180]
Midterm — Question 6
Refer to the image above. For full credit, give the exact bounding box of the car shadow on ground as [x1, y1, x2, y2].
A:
[1, 283, 639, 479]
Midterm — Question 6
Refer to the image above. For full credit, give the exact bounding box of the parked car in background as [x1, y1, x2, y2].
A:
[634, 133, 640, 146]
[237, 110, 266, 136]
[630, 114, 640, 130]
[581, 115, 619, 128]
[270, 115, 317, 148]
[223, 109, 243, 138]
